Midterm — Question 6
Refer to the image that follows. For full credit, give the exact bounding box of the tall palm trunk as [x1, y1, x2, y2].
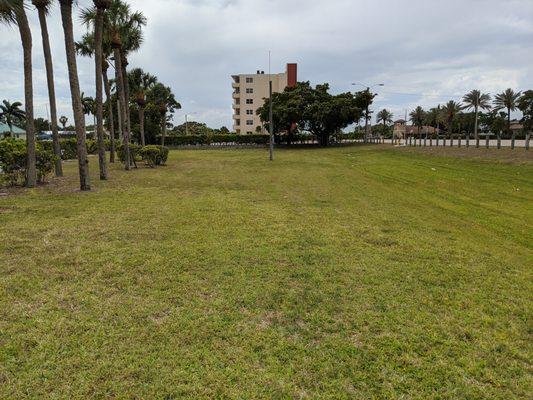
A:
[116, 98, 123, 140]
[15, 7, 36, 187]
[508, 106, 515, 149]
[526, 130, 530, 151]
[161, 111, 167, 146]
[94, 4, 107, 180]
[497, 130, 502, 149]
[35, 4, 62, 177]
[59, 0, 90, 191]
[474, 105, 480, 148]
[102, 63, 115, 163]
[121, 54, 132, 142]
[113, 46, 130, 170]
[139, 104, 145, 146]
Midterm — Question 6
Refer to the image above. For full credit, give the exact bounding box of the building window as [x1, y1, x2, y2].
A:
[246, 120, 254, 125]
[246, 77, 253, 83]
[236, 119, 241, 126]
[246, 99, 253, 104]
[236, 129, 241, 134]
[246, 131, 253, 134]
[246, 88, 253, 94]
[246, 109, 253, 115]
[235, 98, 240, 105]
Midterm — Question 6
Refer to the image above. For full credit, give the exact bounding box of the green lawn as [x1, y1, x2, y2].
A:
[1, 145, 532, 399]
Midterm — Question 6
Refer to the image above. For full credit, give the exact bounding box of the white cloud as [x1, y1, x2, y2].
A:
[1, 0, 532, 128]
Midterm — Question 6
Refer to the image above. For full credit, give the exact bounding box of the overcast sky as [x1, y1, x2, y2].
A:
[1, 0, 532, 128]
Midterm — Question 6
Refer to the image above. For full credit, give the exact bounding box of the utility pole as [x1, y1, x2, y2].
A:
[269, 51, 274, 161]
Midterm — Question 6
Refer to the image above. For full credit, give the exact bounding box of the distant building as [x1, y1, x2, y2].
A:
[393, 119, 437, 138]
[231, 63, 297, 134]
[0, 122, 26, 139]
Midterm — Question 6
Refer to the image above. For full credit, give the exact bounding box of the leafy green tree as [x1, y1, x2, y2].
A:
[0, 0, 37, 187]
[463, 90, 491, 148]
[494, 88, 521, 148]
[0, 100, 25, 137]
[32, 0, 63, 176]
[257, 84, 307, 144]
[301, 82, 362, 146]
[517, 90, 533, 150]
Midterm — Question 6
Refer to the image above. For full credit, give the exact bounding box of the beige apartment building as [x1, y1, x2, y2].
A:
[231, 63, 297, 134]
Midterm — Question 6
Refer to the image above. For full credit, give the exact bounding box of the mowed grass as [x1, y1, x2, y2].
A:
[1, 145, 532, 399]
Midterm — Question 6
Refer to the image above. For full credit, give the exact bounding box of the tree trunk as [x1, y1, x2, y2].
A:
[474, 106, 479, 148]
[121, 54, 132, 142]
[161, 112, 167, 146]
[486, 133, 489, 149]
[36, 6, 62, 177]
[113, 47, 130, 170]
[497, 131, 501, 149]
[16, 8, 36, 188]
[526, 131, 530, 150]
[507, 106, 512, 149]
[94, 6, 108, 180]
[59, 0, 90, 191]
[364, 108, 369, 143]
[139, 105, 145, 146]
[117, 99, 123, 140]
[103, 66, 115, 163]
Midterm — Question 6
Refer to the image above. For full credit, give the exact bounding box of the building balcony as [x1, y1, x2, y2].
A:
[232, 92, 240, 99]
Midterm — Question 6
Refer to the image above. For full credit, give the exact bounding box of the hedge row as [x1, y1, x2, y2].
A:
[163, 132, 363, 146]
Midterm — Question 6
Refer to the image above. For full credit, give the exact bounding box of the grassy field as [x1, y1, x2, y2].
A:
[1, 145, 532, 399]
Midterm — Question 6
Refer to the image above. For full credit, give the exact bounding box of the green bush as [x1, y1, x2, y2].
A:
[139, 145, 160, 168]
[0, 138, 57, 186]
[116, 143, 141, 163]
[157, 145, 169, 165]
[139, 145, 170, 167]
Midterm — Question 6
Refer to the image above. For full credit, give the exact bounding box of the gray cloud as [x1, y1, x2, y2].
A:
[1, 0, 532, 127]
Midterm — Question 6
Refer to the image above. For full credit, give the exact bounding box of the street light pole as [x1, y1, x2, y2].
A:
[269, 51, 274, 161]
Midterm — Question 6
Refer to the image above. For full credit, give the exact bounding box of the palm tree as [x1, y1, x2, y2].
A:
[76, 31, 116, 163]
[494, 88, 521, 149]
[58, 0, 90, 190]
[425, 105, 444, 146]
[148, 83, 181, 146]
[442, 100, 462, 147]
[31, 0, 62, 176]
[463, 90, 491, 148]
[409, 106, 425, 146]
[517, 90, 533, 151]
[111, 31, 130, 169]
[376, 108, 393, 143]
[80, 1, 147, 151]
[81, 92, 95, 131]
[0, 0, 37, 187]
[91, 0, 110, 179]
[59, 115, 68, 130]
[129, 68, 157, 146]
[0, 100, 25, 137]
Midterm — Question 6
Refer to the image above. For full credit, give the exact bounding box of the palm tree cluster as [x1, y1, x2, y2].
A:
[380, 88, 528, 149]
[1, 0, 178, 190]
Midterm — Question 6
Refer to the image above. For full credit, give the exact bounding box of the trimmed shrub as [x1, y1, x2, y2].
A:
[0, 138, 57, 186]
[157, 145, 169, 165]
[139, 145, 170, 167]
[116, 143, 141, 163]
[139, 145, 160, 168]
